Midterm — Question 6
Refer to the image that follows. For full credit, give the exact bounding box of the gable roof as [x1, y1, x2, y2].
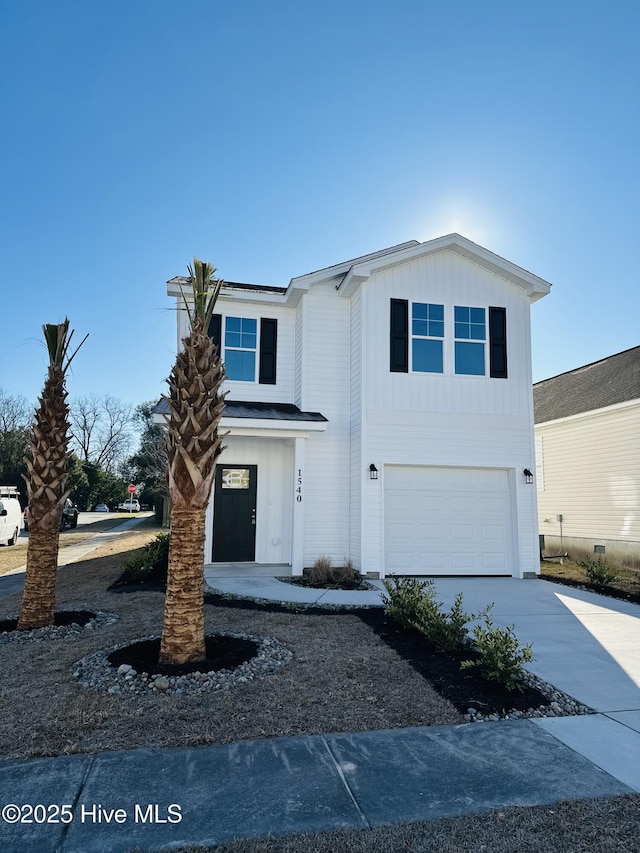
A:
[533, 346, 640, 424]
[166, 234, 551, 306]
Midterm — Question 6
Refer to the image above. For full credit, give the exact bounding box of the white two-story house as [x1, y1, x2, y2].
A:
[163, 234, 551, 579]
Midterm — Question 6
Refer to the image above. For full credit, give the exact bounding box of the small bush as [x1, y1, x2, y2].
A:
[121, 532, 170, 582]
[381, 577, 434, 630]
[382, 578, 490, 651]
[462, 616, 534, 691]
[339, 559, 358, 584]
[580, 556, 618, 588]
[309, 555, 334, 585]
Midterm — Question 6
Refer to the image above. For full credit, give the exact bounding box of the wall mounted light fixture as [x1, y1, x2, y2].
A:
[369, 464, 378, 480]
[523, 468, 534, 484]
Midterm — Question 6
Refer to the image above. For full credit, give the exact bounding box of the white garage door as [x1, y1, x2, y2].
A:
[384, 466, 512, 576]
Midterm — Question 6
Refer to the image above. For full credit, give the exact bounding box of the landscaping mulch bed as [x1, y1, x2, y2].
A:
[540, 573, 640, 606]
[0, 609, 96, 634]
[108, 635, 259, 676]
[278, 576, 375, 591]
[359, 609, 548, 716]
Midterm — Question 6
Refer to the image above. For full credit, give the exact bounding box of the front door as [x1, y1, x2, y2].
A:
[212, 465, 257, 562]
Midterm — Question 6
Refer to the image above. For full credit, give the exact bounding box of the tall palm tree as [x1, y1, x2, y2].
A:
[18, 320, 86, 630]
[159, 259, 226, 664]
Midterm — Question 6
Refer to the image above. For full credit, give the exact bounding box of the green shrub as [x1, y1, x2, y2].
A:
[462, 616, 534, 691]
[579, 556, 618, 588]
[382, 578, 491, 651]
[121, 532, 170, 582]
[381, 577, 434, 630]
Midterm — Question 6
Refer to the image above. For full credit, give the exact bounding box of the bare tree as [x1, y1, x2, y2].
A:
[0, 389, 31, 432]
[69, 395, 135, 473]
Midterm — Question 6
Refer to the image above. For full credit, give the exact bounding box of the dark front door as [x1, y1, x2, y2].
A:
[212, 465, 257, 562]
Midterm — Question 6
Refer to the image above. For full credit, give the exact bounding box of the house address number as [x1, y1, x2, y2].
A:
[296, 469, 303, 502]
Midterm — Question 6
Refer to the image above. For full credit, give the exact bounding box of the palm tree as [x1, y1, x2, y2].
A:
[18, 320, 86, 630]
[159, 259, 226, 664]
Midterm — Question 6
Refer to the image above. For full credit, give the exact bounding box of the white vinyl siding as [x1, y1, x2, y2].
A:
[299, 283, 351, 565]
[536, 402, 640, 543]
[364, 251, 532, 416]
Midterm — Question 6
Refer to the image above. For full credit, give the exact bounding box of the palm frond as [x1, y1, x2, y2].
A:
[181, 259, 223, 333]
[42, 319, 88, 374]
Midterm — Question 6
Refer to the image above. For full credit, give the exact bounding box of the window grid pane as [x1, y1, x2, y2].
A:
[225, 316, 257, 382]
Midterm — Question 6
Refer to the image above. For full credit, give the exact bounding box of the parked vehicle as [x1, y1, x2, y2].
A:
[60, 499, 79, 530]
[118, 499, 140, 512]
[0, 486, 23, 545]
[94, 503, 109, 512]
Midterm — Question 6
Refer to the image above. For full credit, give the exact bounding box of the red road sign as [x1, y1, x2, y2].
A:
[128, 484, 136, 494]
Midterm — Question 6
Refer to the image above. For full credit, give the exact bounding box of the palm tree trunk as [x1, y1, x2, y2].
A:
[159, 506, 207, 663]
[17, 509, 61, 628]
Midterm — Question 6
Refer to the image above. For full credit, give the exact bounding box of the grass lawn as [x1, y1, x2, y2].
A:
[2, 525, 638, 851]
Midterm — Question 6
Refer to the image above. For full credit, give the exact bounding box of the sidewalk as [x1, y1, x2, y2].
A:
[0, 720, 634, 852]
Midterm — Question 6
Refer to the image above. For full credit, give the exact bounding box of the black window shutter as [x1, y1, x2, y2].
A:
[259, 318, 278, 384]
[208, 313, 222, 350]
[489, 307, 508, 378]
[390, 299, 409, 372]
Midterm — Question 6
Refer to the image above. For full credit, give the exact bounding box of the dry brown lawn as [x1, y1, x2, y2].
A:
[0, 523, 460, 761]
[0, 515, 138, 576]
[541, 557, 640, 599]
[169, 793, 640, 853]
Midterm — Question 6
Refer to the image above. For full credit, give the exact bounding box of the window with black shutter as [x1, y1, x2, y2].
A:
[208, 313, 222, 349]
[390, 299, 409, 373]
[489, 307, 507, 378]
[259, 318, 278, 384]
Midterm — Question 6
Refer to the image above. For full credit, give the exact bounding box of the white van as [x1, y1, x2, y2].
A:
[0, 486, 23, 546]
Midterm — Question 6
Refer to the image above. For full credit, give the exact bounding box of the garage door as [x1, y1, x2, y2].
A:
[384, 466, 512, 576]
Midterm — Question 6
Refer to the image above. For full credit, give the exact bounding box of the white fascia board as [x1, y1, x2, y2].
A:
[338, 234, 552, 301]
[286, 241, 420, 295]
[222, 417, 328, 433]
[166, 281, 288, 306]
[534, 397, 640, 428]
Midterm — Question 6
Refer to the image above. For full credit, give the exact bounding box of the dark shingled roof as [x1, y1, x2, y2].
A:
[533, 346, 640, 424]
[153, 399, 327, 422]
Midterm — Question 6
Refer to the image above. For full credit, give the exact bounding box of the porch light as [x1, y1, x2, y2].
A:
[523, 468, 534, 485]
[369, 464, 378, 480]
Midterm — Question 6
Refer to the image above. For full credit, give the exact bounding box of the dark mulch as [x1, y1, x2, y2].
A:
[280, 576, 373, 591]
[108, 635, 259, 676]
[108, 561, 167, 591]
[359, 609, 548, 715]
[0, 610, 96, 634]
[540, 573, 640, 605]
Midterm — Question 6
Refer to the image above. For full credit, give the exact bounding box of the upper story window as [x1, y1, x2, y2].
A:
[412, 303, 444, 373]
[208, 314, 278, 385]
[454, 306, 486, 376]
[389, 300, 507, 379]
[225, 317, 257, 381]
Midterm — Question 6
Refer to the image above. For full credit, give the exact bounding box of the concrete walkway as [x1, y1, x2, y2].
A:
[0, 568, 638, 851]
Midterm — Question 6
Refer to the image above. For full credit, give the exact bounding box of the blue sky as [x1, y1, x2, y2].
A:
[1, 0, 638, 408]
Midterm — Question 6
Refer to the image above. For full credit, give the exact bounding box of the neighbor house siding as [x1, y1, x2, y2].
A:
[536, 401, 640, 544]
[300, 283, 351, 565]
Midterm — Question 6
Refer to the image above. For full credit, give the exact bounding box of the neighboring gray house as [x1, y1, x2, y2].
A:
[163, 234, 551, 578]
[534, 346, 640, 561]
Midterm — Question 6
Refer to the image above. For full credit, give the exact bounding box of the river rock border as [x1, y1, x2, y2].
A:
[463, 670, 595, 723]
[72, 632, 293, 697]
[0, 611, 118, 645]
